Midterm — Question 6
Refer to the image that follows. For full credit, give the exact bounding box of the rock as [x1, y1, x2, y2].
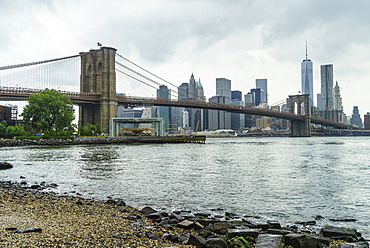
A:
[205, 237, 227, 248]
[186, 234, 206, 248]
[146, 212, 163, 220]
[329, 218, 357, 222]
[112, 233, 130, 238]
[255, 234, 283, 248]
[163, 233, 178, 242]
[339, 241, 369, 248]
[13, 227, 42, 233]
[30, 184, 40, 189]
[115, 199, 126, 206]
[321, 226, 358, 239]
[227, 228, 260, 239]
[305, 234, 331, 248]
[146, 231, 161, 240]
[266, 228, 292, 235]
[267, 220, 281, 229]
[0, 162, 13, 170]
[295, 220, 317, 225]
[177, 219, 194, 230]
[198, 229, 214, 238]
[141, 206, 157, 215]
[284, 233, 307, 248]
[209, 222, 235, 234]
[5, 227, 17, 231]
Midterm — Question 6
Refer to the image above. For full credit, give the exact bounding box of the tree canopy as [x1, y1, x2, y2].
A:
[21, 88, 75, 132]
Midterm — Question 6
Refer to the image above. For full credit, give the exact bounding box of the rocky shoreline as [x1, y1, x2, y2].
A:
[0, 179, 369, 248]
[0, 136, 206, 147]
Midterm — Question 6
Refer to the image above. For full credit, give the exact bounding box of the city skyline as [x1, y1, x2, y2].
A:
[1, 1, 370, 117]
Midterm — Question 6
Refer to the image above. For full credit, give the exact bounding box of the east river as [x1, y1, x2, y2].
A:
[1, 136, 369, 237]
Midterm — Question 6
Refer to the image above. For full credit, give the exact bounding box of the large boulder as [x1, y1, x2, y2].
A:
[0, 162, 13, 170]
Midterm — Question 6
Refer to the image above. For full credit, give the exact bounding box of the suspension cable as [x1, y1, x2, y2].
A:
[116, 69, 179, 99]
[0, 54, 80, 71]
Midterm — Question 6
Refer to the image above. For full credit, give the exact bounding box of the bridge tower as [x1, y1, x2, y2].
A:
[289, 94, 311, 137]
[79, 47, 118, 134]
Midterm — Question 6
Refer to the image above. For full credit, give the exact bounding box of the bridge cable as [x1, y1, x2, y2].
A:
[0, 55, 80, 71]
[116, 69, 179, 99]
[116, 53, 190, 99]
[115, 61, 182, 99]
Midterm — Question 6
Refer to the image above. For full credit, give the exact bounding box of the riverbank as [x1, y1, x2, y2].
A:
[0, 135, 206, 147]
[0, 180, 368, 248]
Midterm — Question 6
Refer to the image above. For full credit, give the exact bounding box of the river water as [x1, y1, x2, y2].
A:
[1, 136, 369, 237]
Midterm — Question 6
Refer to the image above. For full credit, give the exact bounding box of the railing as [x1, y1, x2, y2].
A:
[0, 86, 101, 103]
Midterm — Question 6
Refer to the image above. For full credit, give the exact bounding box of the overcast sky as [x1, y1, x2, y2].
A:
[1, 0, 370, 116]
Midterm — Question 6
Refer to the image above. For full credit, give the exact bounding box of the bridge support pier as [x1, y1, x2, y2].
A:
[289, 94, 311, 137]
[79, 47, 117, 134]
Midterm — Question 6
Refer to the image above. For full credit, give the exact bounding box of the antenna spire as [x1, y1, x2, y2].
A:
[305, 41, 308, 60]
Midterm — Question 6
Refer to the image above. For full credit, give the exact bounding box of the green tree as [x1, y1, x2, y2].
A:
[78, 124, 101, 136]
[21, 88, 75, 132]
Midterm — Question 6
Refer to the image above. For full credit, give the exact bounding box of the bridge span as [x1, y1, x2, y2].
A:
[0, 86, 350, 131]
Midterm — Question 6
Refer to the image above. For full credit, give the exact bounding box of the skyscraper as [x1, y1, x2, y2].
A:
[216, 78, 231, 99]
[156, 85, 171, 133]
[333, 81, 343, 111]
[320, 64, 334, 110]
[256, 79, 268, 103]
[350, 106, 363, 128]
[301, 44, 313, 105]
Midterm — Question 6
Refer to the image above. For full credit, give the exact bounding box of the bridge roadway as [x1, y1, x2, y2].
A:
[0, 86, 350, 129]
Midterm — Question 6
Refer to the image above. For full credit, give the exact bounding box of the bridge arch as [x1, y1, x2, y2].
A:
[288, 94, 311, 137]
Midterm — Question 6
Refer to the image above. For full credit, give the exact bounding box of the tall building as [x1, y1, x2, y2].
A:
[317, 93, 321, 110]
[350, 106, 363, 128]
[216, 78, 231, 99]
[333, 81, 343, 111]
[208, 96, 231, 130]
[231, 100, 245, 130]
[244, 92, 255, 106]
[231, 90, 242, 101]
[251, 88, 262, 106]
[176, 74, 206, 132]
[320, 64, 334, 110]
[301, 44, 314, 105]
[156, 85, 171, 134]
[364, 112, 370, 130]
[256, 79, 268, 103]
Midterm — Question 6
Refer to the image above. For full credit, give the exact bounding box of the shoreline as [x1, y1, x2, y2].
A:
[1, 179, 368, 248]
[0, 136, 206, 147]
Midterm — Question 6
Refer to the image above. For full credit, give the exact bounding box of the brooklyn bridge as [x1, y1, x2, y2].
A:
[0, 46, 354, 137]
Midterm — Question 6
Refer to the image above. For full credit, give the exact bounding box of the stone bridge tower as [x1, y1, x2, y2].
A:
[79, 47, 118, 134]
[289, 94, 311, 137]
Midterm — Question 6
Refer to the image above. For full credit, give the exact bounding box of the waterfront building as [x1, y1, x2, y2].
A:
[320, 64, 334, 110]
[301, 45, 314, 105]
[350, 106, 363, 128]
[256, 79, 268, 104]
[0, 105, 12, 123]
[256, 117, 272, 129]
[333, 81, 343, 111]
[156, 85, 171, 134]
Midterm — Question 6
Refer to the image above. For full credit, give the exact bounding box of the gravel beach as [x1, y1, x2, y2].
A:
[0, 183, 195, 248]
